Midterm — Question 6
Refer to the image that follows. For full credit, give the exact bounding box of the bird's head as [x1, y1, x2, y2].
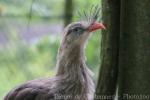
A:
[60, 21, 105, 51]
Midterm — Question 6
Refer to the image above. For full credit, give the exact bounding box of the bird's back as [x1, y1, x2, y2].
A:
[4, 77, 57, 100]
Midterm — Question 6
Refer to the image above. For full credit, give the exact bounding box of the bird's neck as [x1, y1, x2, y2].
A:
[56, 45, 85, 78]
[56, 44, 94, 85]
[55, 45, 94, 99]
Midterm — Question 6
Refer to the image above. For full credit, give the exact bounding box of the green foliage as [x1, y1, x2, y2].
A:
[0, 33, 60, 98]
[0, 0, 102, 99]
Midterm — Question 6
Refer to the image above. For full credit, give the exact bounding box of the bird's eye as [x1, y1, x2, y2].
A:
[67, 26, 85, 36]
[73, 27, 84, 33]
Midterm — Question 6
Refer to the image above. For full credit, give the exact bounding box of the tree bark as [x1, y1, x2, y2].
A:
[95, 0, 120, 100]
[64, 0, 74, 26]
[119, 0, 150, 99]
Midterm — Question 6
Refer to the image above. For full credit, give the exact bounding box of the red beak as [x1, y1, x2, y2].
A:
[87, 22, 106, 32]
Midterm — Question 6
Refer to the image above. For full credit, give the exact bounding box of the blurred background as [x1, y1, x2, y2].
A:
[0, 0, 102, 98]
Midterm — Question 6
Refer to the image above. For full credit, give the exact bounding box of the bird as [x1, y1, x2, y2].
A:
[4, 20, 105, 100]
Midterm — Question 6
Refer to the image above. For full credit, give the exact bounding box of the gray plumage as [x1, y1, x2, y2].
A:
[4, 21, 105, 100]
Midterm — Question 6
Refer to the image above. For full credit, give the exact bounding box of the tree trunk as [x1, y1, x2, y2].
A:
[118, 0, 150, 99]
[95, 0, 120, 100]
[64, 0, 74, 26]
